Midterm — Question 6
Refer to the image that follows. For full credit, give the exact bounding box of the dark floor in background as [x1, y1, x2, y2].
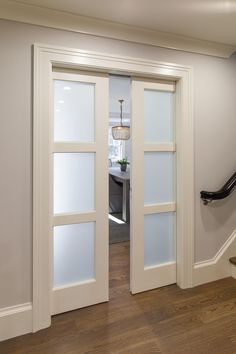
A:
[109, 212, 130, 244]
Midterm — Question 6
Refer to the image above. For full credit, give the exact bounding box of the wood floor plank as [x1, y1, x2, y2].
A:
[1, 241, 236, 354]
[158, 314, 236, 354]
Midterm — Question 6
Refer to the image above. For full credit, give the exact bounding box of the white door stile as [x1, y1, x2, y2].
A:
[51, 70, 109, 315]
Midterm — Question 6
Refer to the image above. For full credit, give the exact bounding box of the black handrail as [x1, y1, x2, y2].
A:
[200, 171, 236, 205]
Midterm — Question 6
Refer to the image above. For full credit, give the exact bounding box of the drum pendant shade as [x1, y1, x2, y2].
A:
[112, 99, 130, 140]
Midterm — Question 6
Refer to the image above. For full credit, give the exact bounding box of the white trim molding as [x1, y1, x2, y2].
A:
[0, 0, 235, 58]
[33, 43, 194, 332]
[0, 303, 32, 341]
[193, 229, 236, 286]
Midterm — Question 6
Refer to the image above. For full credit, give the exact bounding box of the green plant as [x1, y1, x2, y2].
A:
[116, 157, 130, 166]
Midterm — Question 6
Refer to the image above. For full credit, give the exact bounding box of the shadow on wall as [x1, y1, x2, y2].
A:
[200, 191, 236, 232]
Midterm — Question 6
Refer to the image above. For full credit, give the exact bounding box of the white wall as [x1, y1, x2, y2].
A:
[0, 19, 236, 308]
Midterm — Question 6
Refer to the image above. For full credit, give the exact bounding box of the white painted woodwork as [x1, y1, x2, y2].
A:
[142, 262, 176, 290]
[130, 79, 177, 294]
[53, 211, 97, 226]
[33, 44, 194, 332]
[0, 303, 32, 341]
[51, 71, 109, 315]
[53, 143, 97, 153]
[144, 202, 176, 215]
[193, 228, 236, 286]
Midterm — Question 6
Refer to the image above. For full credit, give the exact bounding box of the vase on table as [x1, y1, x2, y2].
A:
[120, 164, 127, 172]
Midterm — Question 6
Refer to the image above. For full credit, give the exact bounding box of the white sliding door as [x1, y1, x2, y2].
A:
[51, 71, 109, 314]
[131, 78, 176, 294]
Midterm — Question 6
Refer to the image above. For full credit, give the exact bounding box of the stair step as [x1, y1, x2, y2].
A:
[229, 257, 236, 265]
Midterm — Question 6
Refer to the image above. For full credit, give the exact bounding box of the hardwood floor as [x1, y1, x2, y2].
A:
[109, 213, 130, 244]
[1, 242, 236, 353]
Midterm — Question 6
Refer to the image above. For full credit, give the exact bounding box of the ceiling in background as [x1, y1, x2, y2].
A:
[9, 0, 236, 46]
[109, 75, 130, 116]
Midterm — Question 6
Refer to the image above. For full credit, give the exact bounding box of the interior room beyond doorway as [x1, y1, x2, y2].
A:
[108, 75, 131, 245]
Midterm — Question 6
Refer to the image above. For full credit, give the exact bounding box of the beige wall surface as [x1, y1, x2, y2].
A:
[0, 19, 236, 308]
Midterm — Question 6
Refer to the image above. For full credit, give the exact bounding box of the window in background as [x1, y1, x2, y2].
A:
[108, 125, 125, 162]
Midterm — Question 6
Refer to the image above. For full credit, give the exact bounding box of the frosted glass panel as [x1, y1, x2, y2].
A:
[144, 89, 174, 142]
[54, 153, 95, 214]
[53, 222, 95, 287]
[54, 80, 95, 142]
[144, 152, 174, 204]
[144, 213, 175, 267]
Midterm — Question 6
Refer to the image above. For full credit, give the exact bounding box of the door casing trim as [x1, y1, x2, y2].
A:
[33, 43, 194, 332]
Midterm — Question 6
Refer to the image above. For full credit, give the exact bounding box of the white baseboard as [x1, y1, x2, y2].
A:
[0, 232, 235, 341]
[193, 229, 236, 286]
[0, 303, 32, 342]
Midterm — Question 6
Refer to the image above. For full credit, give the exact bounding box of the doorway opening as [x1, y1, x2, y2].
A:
[108, 75, 131, 293]
[108, 75, 131, 244]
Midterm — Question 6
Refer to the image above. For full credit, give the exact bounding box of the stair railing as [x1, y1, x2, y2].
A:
[200, 171, 236, 205]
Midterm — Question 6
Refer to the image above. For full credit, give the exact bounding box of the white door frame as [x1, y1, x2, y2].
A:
[33, 43, 194, 332]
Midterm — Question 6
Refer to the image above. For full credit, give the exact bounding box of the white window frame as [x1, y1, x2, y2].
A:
[33, 43, 194, 332]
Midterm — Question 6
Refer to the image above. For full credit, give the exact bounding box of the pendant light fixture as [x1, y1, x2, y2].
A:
[112, 99, 130, 140]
